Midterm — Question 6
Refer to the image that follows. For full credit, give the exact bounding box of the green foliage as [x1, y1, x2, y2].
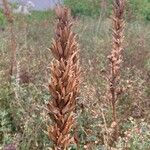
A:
[0, 82, 50, 149]
[0, 10, 6, 27]
[116, 118, 150, 150]
[128, 0, 150, 21]
[145, 58, 150, 71]
[64, 0, 150, 21]
[28, 11, 54, 22]
[64, 0, 100, 16]
[0, 110, 13, 148]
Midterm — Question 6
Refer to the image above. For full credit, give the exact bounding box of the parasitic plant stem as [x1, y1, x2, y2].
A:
[47, 5, 80, 150]
[108, 0, 125, 141]
[2, 0, 17, 81]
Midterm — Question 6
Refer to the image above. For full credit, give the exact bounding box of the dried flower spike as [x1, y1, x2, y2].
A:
[47, 5, 80, 150]
[108, 0, 126, 140]
[2, 0, 14, 23]
[2, 0, 17, 80]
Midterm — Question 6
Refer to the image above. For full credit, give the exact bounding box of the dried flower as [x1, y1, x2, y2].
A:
[2, 0, 14, 23]
[108, 0, 126, 140]
[2, 0, 17, 81]
[47, 5, 80, 150]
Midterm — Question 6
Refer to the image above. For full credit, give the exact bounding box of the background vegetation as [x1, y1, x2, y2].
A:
[64, 0, 150, 21]
[0, 0, 150, 149]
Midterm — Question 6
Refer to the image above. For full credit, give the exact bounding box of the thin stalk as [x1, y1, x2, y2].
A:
[108, 0, 126, 141]
[2, 0, 17, 81]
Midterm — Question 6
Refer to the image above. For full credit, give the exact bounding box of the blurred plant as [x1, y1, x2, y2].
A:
[0, 10, 6, 29]
[0, 74, 50, 149]
[47, 5, 80, 149]
[146, 58, 150, 71]
[116, 117, 150, 150]
[3, 144, 16, 150]
[2, 0, 17, 81]
[0, 110, 13, 148]
[127, 0, 150, 21]
[2, 0, 13, 23]
[64, 0, 101, 17]
[64, 0, 150, 21]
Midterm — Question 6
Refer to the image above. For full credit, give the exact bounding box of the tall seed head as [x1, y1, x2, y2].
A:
[2, 0, 14, 23]
[107, 0, 126, 141]
[47, 5, 80, 150]
[108, 0, 126, 103]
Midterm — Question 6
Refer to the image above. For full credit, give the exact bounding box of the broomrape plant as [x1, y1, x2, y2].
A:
[47, 5, 80, 150]
[2, 0, 17, 81]
[107, 0, 126, 141]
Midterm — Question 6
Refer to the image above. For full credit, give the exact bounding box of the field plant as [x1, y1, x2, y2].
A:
[65, 0, 150, 21]
[2, 0, 17, 81]
[107, 0, 125, 141]
[116, 117, 150, 150]
[127, 0, 150, 21]
[47, 5, 80, 149]
[64, 0, 101, 17]
[0, 10, 6, 29]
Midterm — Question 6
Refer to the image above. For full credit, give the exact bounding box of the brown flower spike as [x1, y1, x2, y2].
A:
[108, 0, 126, 140]
[47, 5, 80, 149]
[2, 0, 17, 81]
[2, 0, 14, 23]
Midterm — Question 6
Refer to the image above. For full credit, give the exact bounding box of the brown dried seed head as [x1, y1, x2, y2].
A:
[48, 5, 80, 149]
[107, 0, 126, 141]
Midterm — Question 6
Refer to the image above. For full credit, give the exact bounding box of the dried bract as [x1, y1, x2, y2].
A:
[47, 5, 80, 150]
[108, 0, 126, 140]
[2, 0, 17, 80]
